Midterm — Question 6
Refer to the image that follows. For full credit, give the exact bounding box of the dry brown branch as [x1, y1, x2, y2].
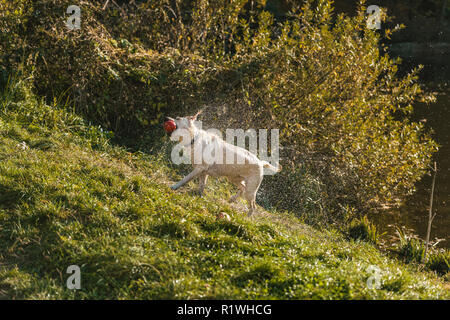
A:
[424, 161, 437, 262]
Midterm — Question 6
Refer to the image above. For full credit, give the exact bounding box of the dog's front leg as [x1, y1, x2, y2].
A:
[171, 167, 205, 190]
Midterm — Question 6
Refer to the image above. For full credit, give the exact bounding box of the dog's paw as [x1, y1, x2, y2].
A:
[170, 184, 178, 190]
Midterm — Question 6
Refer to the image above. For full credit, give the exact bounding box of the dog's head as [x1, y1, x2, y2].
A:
[165, 110, 202, 141]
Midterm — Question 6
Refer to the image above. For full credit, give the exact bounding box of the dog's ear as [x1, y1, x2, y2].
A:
[189, 110, 203, 121]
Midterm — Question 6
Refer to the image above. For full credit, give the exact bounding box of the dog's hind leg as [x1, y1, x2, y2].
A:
[244, 173, 263, 216]
[229, 178, 245, 203]
[244, 190, 257, 216]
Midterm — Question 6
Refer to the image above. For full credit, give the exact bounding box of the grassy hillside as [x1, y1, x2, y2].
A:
[0, 81, 448, 299]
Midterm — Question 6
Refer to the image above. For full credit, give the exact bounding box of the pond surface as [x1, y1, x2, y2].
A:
[370, 63, 450, 248]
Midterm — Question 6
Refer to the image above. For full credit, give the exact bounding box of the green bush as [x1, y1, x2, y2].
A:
[260, 165, 331, 226]
[426, 250, 450, 276]
[396, 228, 426, 263]
[347, 216, 381, 244]
[396, 227, 450, 275]
[397, 228, 450, 275]
[202, 0, 438, 213]
[0, 0, 211, 136]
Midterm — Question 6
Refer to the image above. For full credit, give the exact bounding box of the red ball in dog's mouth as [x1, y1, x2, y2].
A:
[163, 119, 177, 134]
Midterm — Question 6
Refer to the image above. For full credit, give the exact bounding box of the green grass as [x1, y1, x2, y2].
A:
[0, 81, 449, 299]
[347, 216, 382, 245]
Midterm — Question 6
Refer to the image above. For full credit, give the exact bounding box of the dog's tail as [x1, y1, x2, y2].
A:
[262, 161, 282, 173]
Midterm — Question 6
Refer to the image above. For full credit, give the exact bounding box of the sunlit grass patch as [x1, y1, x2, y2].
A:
[0, 80, 448, 299]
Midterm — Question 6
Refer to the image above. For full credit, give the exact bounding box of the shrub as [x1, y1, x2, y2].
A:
[0, 0, 211, 136]
[259, 165, 331, 226]
[396, 227, 426, 263]
[347, 216, 381, 244]
[203, 0, 438, 213]
[396, 227, 450, 275]
[426, 250, 450, 276]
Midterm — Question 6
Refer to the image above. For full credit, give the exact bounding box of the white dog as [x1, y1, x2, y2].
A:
[167, 111, 281, 216]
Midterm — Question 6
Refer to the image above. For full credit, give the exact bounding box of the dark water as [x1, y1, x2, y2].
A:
[370, 70, 450, 248]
